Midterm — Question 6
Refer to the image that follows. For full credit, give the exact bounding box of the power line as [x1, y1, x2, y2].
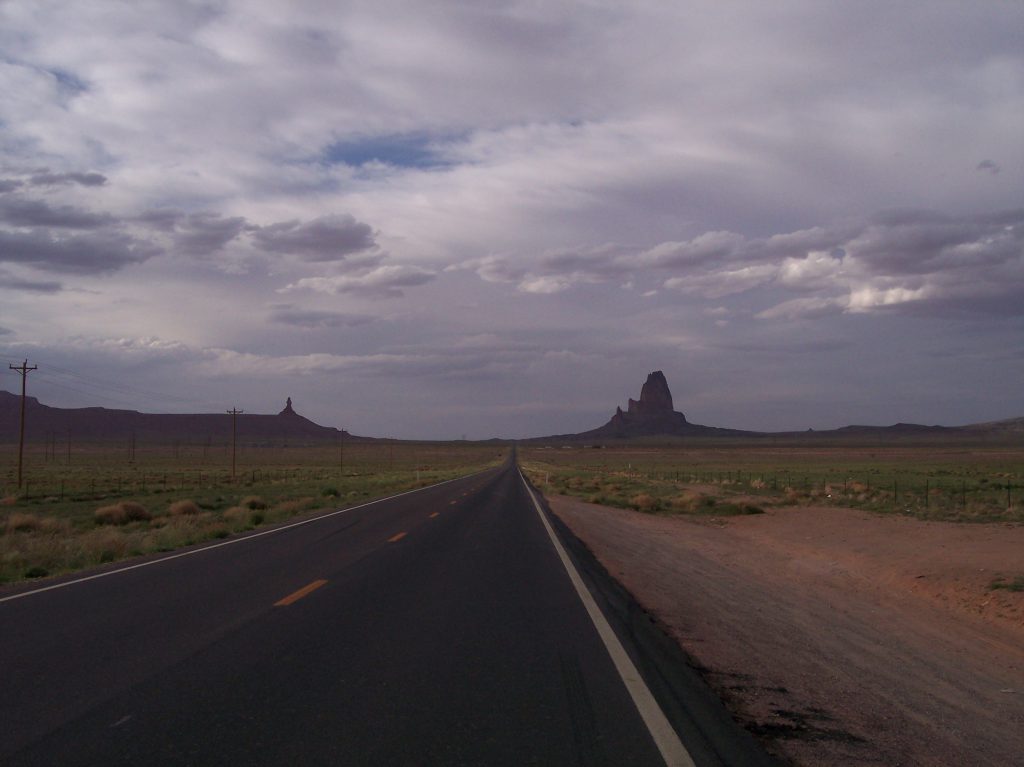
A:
[1, 354, 226, 412]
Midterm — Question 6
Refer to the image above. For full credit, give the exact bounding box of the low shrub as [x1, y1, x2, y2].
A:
[169, 500, 201, 516]
[120, 502, 151, 521]
[94, 505, 127, 525]
[714, 502, 765, 516]
[240, 496, 267, 510]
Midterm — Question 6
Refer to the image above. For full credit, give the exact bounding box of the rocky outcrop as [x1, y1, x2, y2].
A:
[535, 370, 755, 441]
[599, 371, 693, 437]
[629, 370, 674, 415]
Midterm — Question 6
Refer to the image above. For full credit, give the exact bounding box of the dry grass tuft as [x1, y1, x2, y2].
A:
[630, 493, 661, 512]
[95, 501, 152, 525]
[80, 527, 130, 563]
[1, 495, 18, 506]
[272, 497, 317, 516]
[169, 499, 201, 516]
[5, 512, 42, 533]
[38, 517, 72, 535]
[223, 506, 253, 528]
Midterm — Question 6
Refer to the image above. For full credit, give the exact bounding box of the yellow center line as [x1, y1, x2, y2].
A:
[429, 512, 440, 518]
[388, 531, 407, 543]
[274, 579, 328, 607]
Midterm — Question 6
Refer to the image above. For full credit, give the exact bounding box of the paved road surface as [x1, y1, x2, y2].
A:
[1, 455, 770, 766]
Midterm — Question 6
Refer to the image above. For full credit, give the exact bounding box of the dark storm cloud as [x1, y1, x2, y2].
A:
[252, 214, 377, 261]
[0, 197, 113, 229]
[0, 229, 161, 274]
[850, 209, 1023, 275]
[268, 306, 375, 329]
[172, 213, 249, 255]
[0, 179, 23, 193]
[135, 209, 185, 232]
[28, 171, 107, 187]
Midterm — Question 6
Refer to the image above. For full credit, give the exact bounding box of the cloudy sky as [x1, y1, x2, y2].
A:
[1, 1, 1022, 439]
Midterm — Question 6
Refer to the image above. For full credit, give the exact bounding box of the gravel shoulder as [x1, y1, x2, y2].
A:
[546, 494, 1024, 766]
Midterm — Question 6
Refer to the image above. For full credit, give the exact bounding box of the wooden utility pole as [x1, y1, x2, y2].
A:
[339, 430, 345, 474]
[227, 407, 243, 480]
[9, 359, 37, 487]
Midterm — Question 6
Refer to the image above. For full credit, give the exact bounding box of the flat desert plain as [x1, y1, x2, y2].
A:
[547, 494, 1024, 766]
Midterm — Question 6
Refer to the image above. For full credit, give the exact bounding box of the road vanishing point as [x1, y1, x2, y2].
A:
[1, 454, 773, 766]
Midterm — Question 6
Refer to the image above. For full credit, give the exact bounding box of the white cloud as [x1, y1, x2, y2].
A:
[281, 264, 435, 298]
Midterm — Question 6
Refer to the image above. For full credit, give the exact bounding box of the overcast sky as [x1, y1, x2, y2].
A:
[1, 1, 1022, 439]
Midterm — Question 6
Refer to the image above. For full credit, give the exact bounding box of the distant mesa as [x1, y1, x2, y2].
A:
[0, 391, 359, 445]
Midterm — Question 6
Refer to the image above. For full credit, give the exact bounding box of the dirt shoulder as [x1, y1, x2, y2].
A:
[547, 494, 1024, 766]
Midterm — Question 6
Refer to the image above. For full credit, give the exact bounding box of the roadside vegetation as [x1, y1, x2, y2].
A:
[0, 441, 505, 584]
[520, 442, 1024, 523]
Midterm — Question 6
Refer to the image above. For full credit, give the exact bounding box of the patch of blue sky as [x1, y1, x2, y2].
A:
[322, 132, 461, 170]
[51, 68, 89, 97]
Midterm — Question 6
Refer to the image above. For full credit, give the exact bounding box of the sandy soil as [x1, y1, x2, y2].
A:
[547, 494, 1024, 766]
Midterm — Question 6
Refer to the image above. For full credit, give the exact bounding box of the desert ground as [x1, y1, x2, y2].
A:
[547, 493, 1024, 766]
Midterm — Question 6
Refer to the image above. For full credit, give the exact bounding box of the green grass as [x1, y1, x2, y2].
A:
[0, 441, 505, 584]
[520, 442, 1024, 523]
[989, 576, 1024, 593]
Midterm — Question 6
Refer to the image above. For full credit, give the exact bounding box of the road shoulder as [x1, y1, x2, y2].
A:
[545, 492, 1024, 767]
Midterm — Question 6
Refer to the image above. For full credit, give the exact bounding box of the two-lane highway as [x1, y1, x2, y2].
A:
[1, 454, 768, 765]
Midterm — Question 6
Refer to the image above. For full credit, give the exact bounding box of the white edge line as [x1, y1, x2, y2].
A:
[518, 467, 696, 767]
[0, 468, 492, 605]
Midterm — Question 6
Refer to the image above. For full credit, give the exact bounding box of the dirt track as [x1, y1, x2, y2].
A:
[547, 495, 1024, 766]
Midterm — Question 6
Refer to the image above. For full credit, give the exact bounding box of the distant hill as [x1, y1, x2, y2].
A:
[530, 371, 1022, 443]
[961, 416, 1024, 434]
[0, 392, 362, 445]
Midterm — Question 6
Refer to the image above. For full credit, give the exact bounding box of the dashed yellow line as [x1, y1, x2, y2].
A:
[429, 512, 440, 518]
[274, 579, 328, 607]
[388, 531, 407, 543]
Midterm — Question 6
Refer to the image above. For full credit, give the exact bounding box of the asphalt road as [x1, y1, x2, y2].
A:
[1, 455, 770, 766]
